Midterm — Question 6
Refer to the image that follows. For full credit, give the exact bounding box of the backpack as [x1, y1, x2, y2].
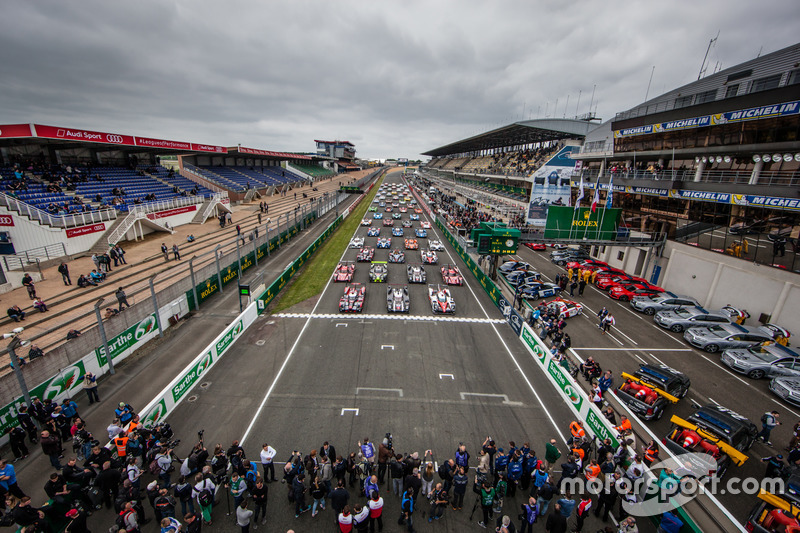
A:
[115, 509, 134, 530]
[437, 463, 449, 480]
[198, 482, 213, 507]
[149, 459, 162, 476]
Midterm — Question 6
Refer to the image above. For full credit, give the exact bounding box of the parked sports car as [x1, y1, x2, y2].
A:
[429, 240, 444, 251]
[407, 264, 427, 283]
[415, 228, 428, 238]
[387, 285, 410, 313]
[401, 220, 412, 228]
[428, 285, 455, 314]
[519, 281, 560, 300]
[566, 259, 609, 271]
[405, 238, 419, 250]
[357, 247, 375, 262]
[377, 238, 392, 249]
[421, 249, 438, 264]
[333, 262, 355, 282]
[421, 221, 431, 229]
[367, 227, 380, 237]
[339, 283, 366, 313]
[388, 249, 405, 263]
[350, 236, 364, 248]
[596, 274, 649, 291]
[440, 264, 464, 285]
[392, 213, 402, 219]
[609, 283, 664, 301]
[500, 261, 532, 273]
[383, 219, 394, 226]
[524, 243, 547, 251]
[372, 212, 383, 219]
[539, 297, 583, 319]
[410, 214, 420, 220]
[369, 262, 389, 282]
[361, 219, 372, 226]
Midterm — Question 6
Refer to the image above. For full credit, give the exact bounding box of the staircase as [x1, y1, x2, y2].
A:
[190, 192, 231, 224]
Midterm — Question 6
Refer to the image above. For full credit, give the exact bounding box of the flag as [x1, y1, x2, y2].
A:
[605, 175, 613, 209]
[574, 177, 584, 211]
[591, 184, 600, 213]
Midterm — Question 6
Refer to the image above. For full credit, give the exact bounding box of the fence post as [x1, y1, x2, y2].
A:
[148, 275, 164, 338]
[266, 220, 271, 257]
[235, 234, 242, 277]
[214, 244, 223, 294]
[253, 233, 258, 267]
[189, 256, 199, 311]
[94, 298, 115, 375]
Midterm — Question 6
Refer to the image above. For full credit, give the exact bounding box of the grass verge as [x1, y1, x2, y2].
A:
[271, 175, 384, 311]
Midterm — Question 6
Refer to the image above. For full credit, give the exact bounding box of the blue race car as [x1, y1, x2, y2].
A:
[367, 227, 380, 237]
[409, 214, 420, 221]
[373, 213, 383, 219]
[415, 228, 427, 238]
[392, 227, 404, 237]
[519, 281, 561, 300]
[377, 237, 392, 249]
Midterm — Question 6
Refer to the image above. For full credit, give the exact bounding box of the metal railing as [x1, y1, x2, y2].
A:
[2, 243, 67, 271]
[581, 167, 800, 187]
[0, 192, 117, 228]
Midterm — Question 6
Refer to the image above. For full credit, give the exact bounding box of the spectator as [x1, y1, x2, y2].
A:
[116, 287, 131, 311]
[7, 305, 25, 322]
[21, 272, 36, 299]
[33, 297, 48, 312]
[58, 262, 71, 285]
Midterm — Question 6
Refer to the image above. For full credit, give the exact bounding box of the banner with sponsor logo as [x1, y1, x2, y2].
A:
[96, 314, 159, 367]
[66, 223, 106, 238]
[613, 100, 800, 138]
[31, 124, 227, 153]
[544, 206, 621, 240]
[145, 205, 198, 220]
[0, 215, 13, 226]
[520, 323, 619, 447]
[0, 124, 34, 138]
[526, 146, 579, 226]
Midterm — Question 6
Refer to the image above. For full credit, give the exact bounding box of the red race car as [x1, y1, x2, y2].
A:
[333, 262, 355, 282]
[339, 283, 366, 313]
[440, 264, 464, 285]
[596, 274, 649, 291]
[608, 283, 664, 301]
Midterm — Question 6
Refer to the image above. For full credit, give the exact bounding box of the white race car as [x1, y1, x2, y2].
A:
[420, 249, 438, 265]
[428, 284, 455, 314]
[429, 240, 444, 251]
[350, 236, 365, 248]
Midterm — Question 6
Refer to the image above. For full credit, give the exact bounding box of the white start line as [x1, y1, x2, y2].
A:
[276, 312, 505, 323]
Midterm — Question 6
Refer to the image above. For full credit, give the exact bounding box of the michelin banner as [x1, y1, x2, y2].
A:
[526, 146, 579, 226]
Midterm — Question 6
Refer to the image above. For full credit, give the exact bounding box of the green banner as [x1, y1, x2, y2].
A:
[96, 314, 158, 366]
[547, 359, 584, 411]
[544, 206, 622, 240]
[142, 398, 168, 428]
[215, 320, 244, 356]
[172, 351, 213, 403]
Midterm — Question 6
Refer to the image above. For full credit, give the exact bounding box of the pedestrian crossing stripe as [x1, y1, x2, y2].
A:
[275, 313, 504, 324]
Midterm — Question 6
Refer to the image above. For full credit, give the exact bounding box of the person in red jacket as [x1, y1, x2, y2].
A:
[367, 491, 384, 533]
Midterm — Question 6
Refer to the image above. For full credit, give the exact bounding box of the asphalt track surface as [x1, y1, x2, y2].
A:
[162, 173, 642, 532]
[511, 243, 795, 524]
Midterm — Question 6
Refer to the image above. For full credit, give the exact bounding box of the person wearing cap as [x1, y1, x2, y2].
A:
[115, 402, 134, 425]
[427, 482, 448, 522]
[83, 372, 100, 404]
[64, 506, 89, 531]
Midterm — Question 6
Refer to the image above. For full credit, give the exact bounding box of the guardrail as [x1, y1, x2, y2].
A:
[2, 243, 67, 271]
[0, 192, 117, 228]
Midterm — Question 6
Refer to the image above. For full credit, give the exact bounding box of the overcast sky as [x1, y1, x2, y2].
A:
[1, 1, 798, 161]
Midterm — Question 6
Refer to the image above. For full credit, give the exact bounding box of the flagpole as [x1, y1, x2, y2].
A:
[569, 174, 584, 240]
[597, 180, 608, 240]
[582, 183, 592, 240]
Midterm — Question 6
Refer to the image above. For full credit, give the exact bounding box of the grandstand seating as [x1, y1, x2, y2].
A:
[140, 166, 215, 198]
[71, 167, 198, 212]
[440, 157, 469, 170]
[290, 163, 335, 178]
[1, 168, 100, 215]
[189, 165, 307, 192]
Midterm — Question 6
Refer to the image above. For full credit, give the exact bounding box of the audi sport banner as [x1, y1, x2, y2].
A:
[31, 124, 227, 153]
[0, 124, 34, 138]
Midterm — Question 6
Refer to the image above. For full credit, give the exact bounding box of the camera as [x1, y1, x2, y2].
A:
[385, 432, 393, 449]
[164, 439, 181, 450]
[198, 429, 205, 441]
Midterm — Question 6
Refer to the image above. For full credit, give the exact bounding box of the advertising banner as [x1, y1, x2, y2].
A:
[526, 146, 579, 226]
[0, 124, 34, 138]
[519, 323, 619, 447]
[145, 205, 198, 220]
[66, 223, 106, 238]
[0, 215, 13, 226]
[96, 314, 158, 366]
[32, 124, 227, 153]
[543, 206, 621, 240]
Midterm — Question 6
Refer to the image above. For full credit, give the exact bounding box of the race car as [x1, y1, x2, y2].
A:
[420, 221, 431, 229]
[414, 208, 423, 214]
[376, 237, 392, 249]
[539, 297, 584, 319]
[407, 263, 427, 283]
[421, 249, 438, 264]
[369, 262, 389, 283]
[608, 283, 664, 301]
[392, 213, 402, 219]
[410, 214, 420, 221]
[401, 220, 412, 228]
[339, 283, 366, 313]
[357, 246, 375, 262]
[388, 249, 406, 263]
[428, 284, 456, 314]
[519, 281, 560, 300]
[596, 274, 650, 291]
[367, 227, 380, 237]
[333, 261, 355, 282]
[524, 243, 547, 251]
[384, 207, 393, 212]
[373, 212, 383, 219]
[368, 206, 377, 212]
[404, 238, 419, 250]
[440, 264, 464, 286]
[383, 219, 394, 226]
[350, 236, 364, 248]
[379, 201, 385, 207]
[386, 285, 410, 313]
[429, 240, 444, 251]
[361, 219, 372, 226]
[399, 207, 408, 213]
[391, 227, 404, 237]
[415, 228, 428, 238]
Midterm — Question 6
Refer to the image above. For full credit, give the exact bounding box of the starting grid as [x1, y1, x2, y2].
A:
[275, 312, 505, 323]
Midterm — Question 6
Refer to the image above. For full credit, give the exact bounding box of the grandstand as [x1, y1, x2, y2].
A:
[290, 162, 336, 178]
[185, 164, 306, 192]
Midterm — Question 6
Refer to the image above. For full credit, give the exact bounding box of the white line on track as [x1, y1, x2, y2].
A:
[276, 312, 504, 323]
[425, 205, 569, 444]
[240, 187, 375, 447]
[647, 352, 669, 367]
[571, 347, 693, 351]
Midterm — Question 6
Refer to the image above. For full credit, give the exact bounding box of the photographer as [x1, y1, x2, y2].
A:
[473, 476, 495, 529]
[156, 447, 176, 488]
[378, 436, 392, 485]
